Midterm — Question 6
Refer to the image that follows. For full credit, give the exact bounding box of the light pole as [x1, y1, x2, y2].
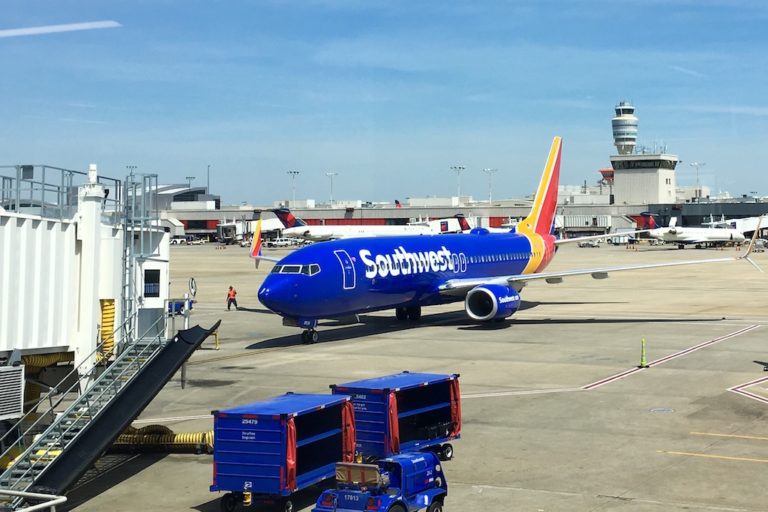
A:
[287, 170, 300, 205]
[482, 168, 498, 205]
[185, 176, 195, 189]
[126, 165, 137, 177]
[207, 164, 211, 194]
[325, 172, 338, 206]
[690, 161, 705, 198]
[449, 165, 465, 202]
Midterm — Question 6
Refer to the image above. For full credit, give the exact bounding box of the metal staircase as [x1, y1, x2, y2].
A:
[0, 311, 168, 505]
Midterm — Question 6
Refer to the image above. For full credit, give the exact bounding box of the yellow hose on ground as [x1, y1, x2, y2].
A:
[113, 426, 214, 454]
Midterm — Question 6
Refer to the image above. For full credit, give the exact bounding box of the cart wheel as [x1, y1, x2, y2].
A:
[427, 500, 443, 512]
[440, 443, 454, 461]
[220, 493, 238, 512]
[282, 498, 294, 512]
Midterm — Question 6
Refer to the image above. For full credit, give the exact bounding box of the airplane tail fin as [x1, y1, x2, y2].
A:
[455, 214, 472, 231]
[518, 137, 562, 237]
[250, 218, 264, 268]
[640, 212, 658, 230]
[271, 207, 307, 228]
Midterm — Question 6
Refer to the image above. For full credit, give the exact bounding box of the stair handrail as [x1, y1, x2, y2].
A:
[0, 309, 170, 490]
[0, 308, 140, 459]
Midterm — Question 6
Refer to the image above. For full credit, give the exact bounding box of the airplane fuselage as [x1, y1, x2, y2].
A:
[258, 229, 555, 324]
[282, 224, 434, 241]
[651, 227, 745, 245]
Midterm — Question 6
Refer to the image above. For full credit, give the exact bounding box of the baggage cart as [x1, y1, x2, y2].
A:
[331, 372, 460, 461]
[210, 393, 356, 512]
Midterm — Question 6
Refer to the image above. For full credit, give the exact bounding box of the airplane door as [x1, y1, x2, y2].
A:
[334, 250, 356, 290]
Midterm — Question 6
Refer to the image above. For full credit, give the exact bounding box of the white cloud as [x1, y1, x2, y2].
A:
[0, 21, 121, 39]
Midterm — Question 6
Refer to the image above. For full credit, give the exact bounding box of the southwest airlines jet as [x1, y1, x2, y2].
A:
[252, 138, 760, 343]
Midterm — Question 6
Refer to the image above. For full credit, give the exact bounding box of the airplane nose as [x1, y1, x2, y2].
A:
[258, 277, 299, 315]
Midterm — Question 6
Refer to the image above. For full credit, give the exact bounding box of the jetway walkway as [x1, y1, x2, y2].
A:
[0, 316, 220, 509]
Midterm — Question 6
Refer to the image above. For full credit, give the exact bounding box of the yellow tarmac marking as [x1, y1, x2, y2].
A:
[659, 450, 768, 464]
[691, 431, 768, 442]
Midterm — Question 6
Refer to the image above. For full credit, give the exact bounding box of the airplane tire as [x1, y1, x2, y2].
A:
[395, 307, 408, 321]
[310, 330, 319, 344]
[406, 307, 421, 321]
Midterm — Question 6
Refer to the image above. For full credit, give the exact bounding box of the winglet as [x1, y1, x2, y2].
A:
[250, 217, 264, 268]
[738, 216, 763, 272]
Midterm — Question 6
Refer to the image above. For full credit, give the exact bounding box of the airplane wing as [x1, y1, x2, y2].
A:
[439, 239, 761, 296]
[554, 230, 652, 245]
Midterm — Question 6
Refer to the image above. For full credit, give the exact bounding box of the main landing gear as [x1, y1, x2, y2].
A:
[395, 306, 422, 321]
[301, 329, 319, 344]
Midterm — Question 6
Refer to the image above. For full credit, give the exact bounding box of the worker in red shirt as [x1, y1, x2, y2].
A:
[226, 286, 238, 311]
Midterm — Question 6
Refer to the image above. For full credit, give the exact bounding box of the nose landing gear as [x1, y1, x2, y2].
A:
[301, 329, 319, 344]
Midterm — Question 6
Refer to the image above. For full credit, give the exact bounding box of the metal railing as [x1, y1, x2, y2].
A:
[0, 308, 170, 495]
[0, 490, 66, 512]
[0, 165, 122, 221]
[0, 308, 138, 458]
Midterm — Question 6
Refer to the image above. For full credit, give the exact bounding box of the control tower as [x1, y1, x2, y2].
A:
[609, 102, 677, 205]
[612, 101, 638, 155]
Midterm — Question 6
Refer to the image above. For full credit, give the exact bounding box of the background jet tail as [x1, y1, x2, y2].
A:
[640, 212, 658, 229]
[271, 207, 307, 228]
[455, 214, 472, 231]
[518, 136, 562, 237]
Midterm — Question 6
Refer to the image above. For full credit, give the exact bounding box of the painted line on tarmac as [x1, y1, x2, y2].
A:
[465, 325, 761, 399]
[691, 431, 768, 442]
[658, 450, 768, 464]
[582, 324, 760, 391]
[132, 414, 211, 424]
[450, 482, 754, 511]
[728, 375, 768, 406]
[462, 388, 581, 399]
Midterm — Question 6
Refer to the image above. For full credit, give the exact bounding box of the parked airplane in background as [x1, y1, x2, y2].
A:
[252, 137, 760, 343]
[270, 208, 435, 241]
[649, 216, 746, 249]
[703, 214, 766, 236]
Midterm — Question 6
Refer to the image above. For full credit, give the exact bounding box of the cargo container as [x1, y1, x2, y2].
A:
[331, 372, 460, 461]
[210, 393, 356, 512]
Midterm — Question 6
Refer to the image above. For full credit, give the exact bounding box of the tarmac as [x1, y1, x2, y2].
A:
[68, 242, 768, 511]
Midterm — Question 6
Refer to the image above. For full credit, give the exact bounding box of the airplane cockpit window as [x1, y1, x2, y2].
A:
[272, 264, 320, 275]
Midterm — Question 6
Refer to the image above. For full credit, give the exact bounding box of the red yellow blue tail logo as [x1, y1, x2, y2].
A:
[515, 136, 562, 274]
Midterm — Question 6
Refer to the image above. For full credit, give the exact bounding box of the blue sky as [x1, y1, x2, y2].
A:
[1, 0, 767, 205]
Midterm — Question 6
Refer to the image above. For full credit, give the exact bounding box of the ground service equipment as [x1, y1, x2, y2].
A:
[210, 393, 356, 512]
[331, 372, 460, 461]
[312, 451, 447, 512]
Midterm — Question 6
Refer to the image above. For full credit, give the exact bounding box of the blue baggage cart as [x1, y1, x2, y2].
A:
[330, 372, 461, 461]
[210, 393, 356, 512]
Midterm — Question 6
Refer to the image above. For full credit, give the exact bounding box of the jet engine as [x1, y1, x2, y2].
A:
[465, 284, 521, 321]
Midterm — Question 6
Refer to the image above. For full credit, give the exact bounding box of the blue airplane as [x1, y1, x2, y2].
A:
[252, 137, 760, 343]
